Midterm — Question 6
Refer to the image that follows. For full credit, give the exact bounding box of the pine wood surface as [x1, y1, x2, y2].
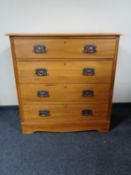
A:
[9, 33, 120, 134]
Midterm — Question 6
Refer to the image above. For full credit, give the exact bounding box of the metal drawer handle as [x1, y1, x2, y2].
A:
[82, 90, 94, 97]
[83, 68, 95, 76]
[37, 91, 49, 97]
[35, 68, 48, 76]
[82, 109, 93, 116]
[83, 45, 96, 53]
[39, 110, 50, 117]
[34, 45, 46, 53]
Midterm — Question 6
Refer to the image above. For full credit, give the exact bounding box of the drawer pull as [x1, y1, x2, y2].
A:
[83, 45, 96, 53]
[37, 91, 49, 97]
[83, 68, 95, 76]
[82, 90, 94, 97]
[82, 109, 93, 116]
[35, 68, 48, 76]
[34, 45, 46, 53]
[39, 110, 50, 117]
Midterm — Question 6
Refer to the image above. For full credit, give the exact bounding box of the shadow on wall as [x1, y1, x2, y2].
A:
[0, 47, 18, 105]
[113, 47, 131, 102]
[111, 103, 131, 130]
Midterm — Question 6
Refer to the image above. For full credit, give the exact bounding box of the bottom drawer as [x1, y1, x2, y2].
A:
[22, 103, 109, 121]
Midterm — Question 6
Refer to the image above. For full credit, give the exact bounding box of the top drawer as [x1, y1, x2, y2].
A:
[13, 37, 117, 59]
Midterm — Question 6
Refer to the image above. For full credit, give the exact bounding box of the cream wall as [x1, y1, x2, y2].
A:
[0, 0, 131, 105]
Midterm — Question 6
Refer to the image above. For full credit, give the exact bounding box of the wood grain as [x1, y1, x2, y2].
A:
[7, 33, 121, 37]
[13, 38, 117, 59]
[8, 34, 120, 134]
[22, 103, 109, 121]
[21, 120, 110, 133]
[17, 61, 113, 83]
[20, 83, 110, 104]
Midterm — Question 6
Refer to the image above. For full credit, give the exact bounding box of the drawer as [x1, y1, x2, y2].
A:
[20, 84, 110, 104]
[13, 38, 116, 59]
[17, 61, 113, 83]
[22, 103, 109, 121]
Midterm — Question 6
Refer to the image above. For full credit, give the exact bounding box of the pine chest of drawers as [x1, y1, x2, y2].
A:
[9, 33, 120, 134]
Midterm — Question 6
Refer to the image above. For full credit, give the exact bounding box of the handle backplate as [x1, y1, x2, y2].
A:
[35, 68, 48, 76]
[39, 110, 50, 117]
[34, 45, 46, 53]
[83, 68, 95, 76]
[82, 109, 93, 116]
[82, 90, 94, 97]
[37, 91, 49, 97]
[83, 45, 96, 53]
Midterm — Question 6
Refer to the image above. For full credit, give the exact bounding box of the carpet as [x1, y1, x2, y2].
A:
[0, 104, 131, 175]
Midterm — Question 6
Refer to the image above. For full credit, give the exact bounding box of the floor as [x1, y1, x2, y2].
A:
[0, 104, 131, 175]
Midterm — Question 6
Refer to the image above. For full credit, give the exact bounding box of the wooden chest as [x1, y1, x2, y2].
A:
[8, 33, 120, 134]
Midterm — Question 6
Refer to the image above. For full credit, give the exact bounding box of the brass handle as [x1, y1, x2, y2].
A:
[83, 45, 96, 53]
[34, 45, 46, 53]
[35, 68, 48, 76]
[39, 110, 50, 117]
[82, 90, 94, 97]
[37, 91, 49, 97]
[82, 109, 93, 116]
[83, 68, 95, 76]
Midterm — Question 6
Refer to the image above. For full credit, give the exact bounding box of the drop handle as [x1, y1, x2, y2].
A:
[83, 45, 96, 53]
[37, 91, 49, 97]
[82, 109, 93, 116]
[39, 110, 50, 117]
[34, 45, 46, 53]
[83, 68, 95, 76]
[35, 68, 48, 76]
[82, 90, 94, 97]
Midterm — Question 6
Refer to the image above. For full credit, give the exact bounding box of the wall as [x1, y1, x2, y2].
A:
[0, 0, 131, 105]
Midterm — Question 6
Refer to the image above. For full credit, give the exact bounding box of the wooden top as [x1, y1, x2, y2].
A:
[7, 33, 121, 37]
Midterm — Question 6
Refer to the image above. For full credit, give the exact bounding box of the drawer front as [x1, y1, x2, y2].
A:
[17, 61, 113, 83]
[13, 38, 116, 59]
[22, 104, 109, 121]
[20, 84, 110, 104]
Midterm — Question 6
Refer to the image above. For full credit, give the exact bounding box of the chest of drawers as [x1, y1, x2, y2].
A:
[9, 33, 120, 134]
